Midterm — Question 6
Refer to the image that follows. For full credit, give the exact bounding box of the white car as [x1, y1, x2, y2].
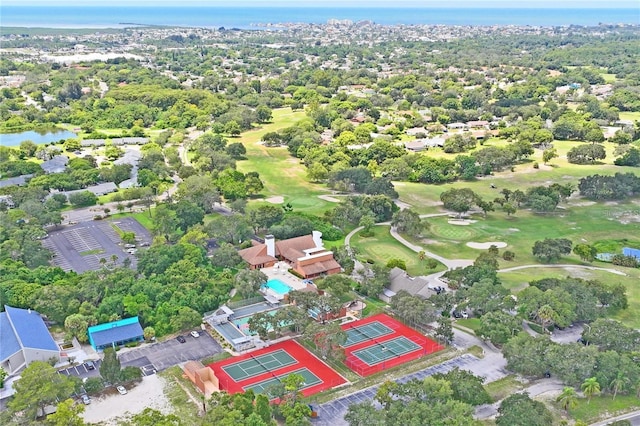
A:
[190, 330, 200, 338]
[116, 385, 127, 395]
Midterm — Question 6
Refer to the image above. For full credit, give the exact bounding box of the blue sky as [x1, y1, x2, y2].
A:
[4, 0, 638, 7]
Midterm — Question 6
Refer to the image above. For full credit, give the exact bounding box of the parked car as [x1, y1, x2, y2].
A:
[126, 248, 138, 254]
[117, 385, 127, 395]
[190, 330, 200, 338]
[81, 394, 91, 405]
[124, 244, 136, 248]
[84, 361, 96, 370]
[176, 335, 186, 343]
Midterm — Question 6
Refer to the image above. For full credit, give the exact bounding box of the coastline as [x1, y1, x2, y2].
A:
[1, 7, 638, 29]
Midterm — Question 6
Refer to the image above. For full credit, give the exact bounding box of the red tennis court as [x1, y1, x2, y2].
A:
[341, 313, 444, 376]
[208, 340, 346, 397]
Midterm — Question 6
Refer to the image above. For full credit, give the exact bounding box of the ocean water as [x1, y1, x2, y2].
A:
[1, 6, 638, 28]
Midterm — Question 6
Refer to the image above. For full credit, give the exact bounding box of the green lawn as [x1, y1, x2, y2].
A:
[566, 394, 640, 424]
[349, 226, 446, 276]
[456, 318, 482, 333]
[484, 375, 526, 402]
[619, 111, 640, 122]
[236, 108, 335, 215]
[109, 210, 155, 231]
[600, 73, 617, 83]
[396, 140, 639, 214]
[405, 199, 640, 269]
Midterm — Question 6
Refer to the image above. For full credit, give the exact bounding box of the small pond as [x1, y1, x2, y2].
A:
[0, 129, 77, 147]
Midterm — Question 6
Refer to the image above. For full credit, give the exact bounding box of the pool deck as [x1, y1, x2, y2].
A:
[261, 261, 310, 291]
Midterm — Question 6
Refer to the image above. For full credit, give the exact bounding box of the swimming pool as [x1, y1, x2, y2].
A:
[233, 309, 278, 334]
[262, 278, 292, 295]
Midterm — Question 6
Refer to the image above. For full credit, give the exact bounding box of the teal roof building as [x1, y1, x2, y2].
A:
[88, 317, 144, 351]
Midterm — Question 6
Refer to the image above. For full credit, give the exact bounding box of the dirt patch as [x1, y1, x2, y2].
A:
[466, 242, 508, 249]
[82, 375, 173, 425]
[265, 196, 284, 204]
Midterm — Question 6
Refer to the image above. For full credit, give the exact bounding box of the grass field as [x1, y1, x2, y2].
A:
[619, 111, 640, 122]
[236, 108, 335, 215]
[406, 200, 640, 269]
[349, 226, 446, 277]
[566, 394, 640, 424]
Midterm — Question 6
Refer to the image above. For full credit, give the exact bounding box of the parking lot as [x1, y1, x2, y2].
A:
[117, 331, 223, 372]
[59, 331, 223, 381]
[42, 217, 152, 273]
[312, 354, 479, 426]
[59, 360, 104, 380]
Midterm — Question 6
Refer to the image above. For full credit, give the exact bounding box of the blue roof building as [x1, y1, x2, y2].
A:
[88, 317, 144, 351]
[0, 306, 60, 375]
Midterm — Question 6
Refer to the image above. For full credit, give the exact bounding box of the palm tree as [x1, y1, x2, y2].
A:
[581, 377, 601, 404]
[556, 387, 578, 413]
[611, 373, 629, 400]
[418, 250, 426, 262]
[537, 304, 556, 331]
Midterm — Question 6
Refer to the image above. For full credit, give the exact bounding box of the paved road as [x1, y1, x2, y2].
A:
[591, 410, 640, 426]
[498, 263, 627, 276]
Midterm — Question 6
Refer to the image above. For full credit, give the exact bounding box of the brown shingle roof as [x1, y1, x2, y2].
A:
[275, 235, 316, 261]
[237, 244, 276, 266]
[298, 259, 341, 276]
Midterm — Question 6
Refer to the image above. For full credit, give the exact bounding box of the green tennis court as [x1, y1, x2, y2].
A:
[222, 349, 297, 381]
[352, 336, 421, 366]
[344, 321, 394, 347]
[242, 368, 322, 394]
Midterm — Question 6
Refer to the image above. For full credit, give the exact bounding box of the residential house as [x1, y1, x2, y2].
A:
[40, 155, 69, 174]
[0, 174, 33, 188]
[379, 267, 436, 303]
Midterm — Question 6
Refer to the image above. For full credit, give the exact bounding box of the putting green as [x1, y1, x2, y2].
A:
[430, 222, 479, 240]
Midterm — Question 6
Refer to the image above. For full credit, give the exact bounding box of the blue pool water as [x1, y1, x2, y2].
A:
[262, 279, 292, 295]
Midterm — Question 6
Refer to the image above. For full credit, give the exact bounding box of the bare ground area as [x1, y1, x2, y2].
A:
[82, 375, 173, 425]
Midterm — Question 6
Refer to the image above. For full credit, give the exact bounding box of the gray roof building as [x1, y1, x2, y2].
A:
[40, 155, 69, 174]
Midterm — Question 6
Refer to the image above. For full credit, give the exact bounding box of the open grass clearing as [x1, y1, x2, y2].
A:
[236, 108, 334, 215]
[564, 394, 640, 424]
[485, 375, 527, 402]
[408, 200, 640, 269]
[456, 318, 482, 333]
[110, 210, 155, 231]
[349, 227, 446, 276]
[395, 140, 638, 215]
[619, 111, 640, 122]
[600, 73, 617, 83]
[158, 367, 202, 423]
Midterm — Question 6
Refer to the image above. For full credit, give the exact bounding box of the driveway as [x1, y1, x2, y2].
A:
[117, 331, 223, 372]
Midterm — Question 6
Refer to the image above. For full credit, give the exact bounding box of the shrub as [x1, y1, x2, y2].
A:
[84, 377, 105, 394]
[502, 250, 515, 261]
[612, 254, 639, 268]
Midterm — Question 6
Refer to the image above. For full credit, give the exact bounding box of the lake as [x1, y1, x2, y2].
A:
[0, 129, 77, 147]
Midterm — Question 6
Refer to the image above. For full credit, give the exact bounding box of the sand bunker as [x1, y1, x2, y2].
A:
[466, 241, 508, 249]
[265, 196, 284, 204]
[318, 194, 341, 203]
[448, 219, 476, 226]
